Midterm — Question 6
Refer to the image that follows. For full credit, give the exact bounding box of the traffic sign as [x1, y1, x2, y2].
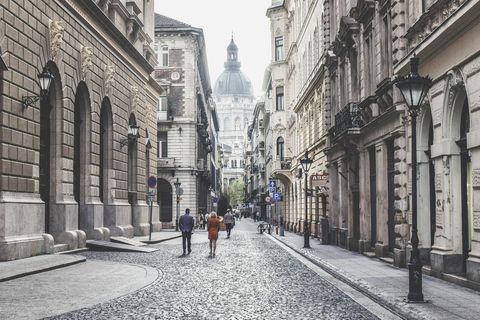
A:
[148, 188, 156, 195]
[148, 194, 155, 202]
[269, 180, 276, 188]
[269, 187, 276, 194]
[148, 176, 157, 188]
[265, 196, 271, 202]
[270, 198, 276, 204]
[213, 197, 218, 203]
[273, 193, 281, 201]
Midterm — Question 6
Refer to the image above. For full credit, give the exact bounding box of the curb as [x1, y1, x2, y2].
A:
[268, 234, 436, 320]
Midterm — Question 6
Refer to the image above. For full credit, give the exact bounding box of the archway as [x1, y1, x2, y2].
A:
[40, 61, 62, 233]
[456, 98, 471, 273]
[74, 82, 91, 229]
[100, 98, 113, 208]
[158, 179, 173, 223]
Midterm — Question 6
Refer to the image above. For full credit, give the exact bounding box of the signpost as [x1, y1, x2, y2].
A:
[273, 193, 281, 201]
[147, 176, 156, 241]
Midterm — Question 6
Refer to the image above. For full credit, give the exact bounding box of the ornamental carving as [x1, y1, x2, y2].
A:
[436, 202, 443, 227]
[443, 156, 450, 175]
[131, 86, 140, 114]
[472, 169, 480, 188]
[435, 174, 442, 191]
[465, 56, 480, 77]
[474, 211, 480, 230]
[445, 68, 465, 109]
[49, 20, 64, 61]
[81, 46, 93, 81]
[407, 0, 466, 47]
[104, 65, 115, 96]
[97, 0, 109, 13]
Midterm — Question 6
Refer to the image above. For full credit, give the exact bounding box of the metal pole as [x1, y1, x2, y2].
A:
[408, 112, 423, 301]
[149, 200, 153, 241]
[175, 195, 179, 232]
[304, 170, 310, 248]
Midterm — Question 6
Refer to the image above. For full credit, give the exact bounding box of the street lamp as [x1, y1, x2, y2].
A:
[300, 150, 313, 248]
[22, 66, 54, 109]
[395, 54, 432, 302]
[174, 178, 181, 232]
[120, 122, 140, 147]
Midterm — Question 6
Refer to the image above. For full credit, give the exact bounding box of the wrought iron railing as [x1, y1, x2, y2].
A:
[334, 102, 362, 136]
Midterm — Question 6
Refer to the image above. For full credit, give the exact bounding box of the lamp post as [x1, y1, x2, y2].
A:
[394, 54, 432, 302]
[300, 150, 313, 248]
[174, 178, 181, 232]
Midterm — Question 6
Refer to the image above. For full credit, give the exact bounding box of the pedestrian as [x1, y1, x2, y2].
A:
[179, 208, 194, 255]
[207, 211, 220, 256]
[224, 209, 234, 238]
[256, 211, 260, 221]
[199, 210, 204, 229]
[205, 211, 211, 229]
[253, 210, 257, 222]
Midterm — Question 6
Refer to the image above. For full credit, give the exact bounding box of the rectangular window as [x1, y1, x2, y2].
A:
[276, 87, 284, 111]
[162, 46, 169, 67]
[158, 132, 167, 158]
[157, 96, 168, 121]
[275, 37, 284, 61]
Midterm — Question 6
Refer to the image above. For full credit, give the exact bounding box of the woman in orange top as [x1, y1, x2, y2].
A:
[207, 211, 220, 256]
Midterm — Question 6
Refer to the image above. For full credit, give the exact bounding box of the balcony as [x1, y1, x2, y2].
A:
[157, 157, 175, 168]
[274, 157, 292, 171]
[334, 102, 362, 136]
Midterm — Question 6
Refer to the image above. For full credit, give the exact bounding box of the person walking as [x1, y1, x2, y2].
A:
[205, 211, 211, 230]
[198, 210, 204, 229]
[179, 208, 194, 255]
[207, 211, 220, 257]
[224, 209, 234, 238]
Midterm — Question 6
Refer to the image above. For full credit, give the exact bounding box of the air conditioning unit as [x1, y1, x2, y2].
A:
[197, 158, 205, 170]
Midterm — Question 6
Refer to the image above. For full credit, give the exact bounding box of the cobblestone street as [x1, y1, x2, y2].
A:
[38, 219, 393, 320]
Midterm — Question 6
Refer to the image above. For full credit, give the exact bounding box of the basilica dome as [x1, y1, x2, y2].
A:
[213, 38, 254, 97]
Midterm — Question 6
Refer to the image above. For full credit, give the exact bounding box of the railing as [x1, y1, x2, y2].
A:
[334, 102, 362, 136]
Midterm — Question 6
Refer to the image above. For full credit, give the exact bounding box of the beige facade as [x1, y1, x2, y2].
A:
[0, 0, 160, 261]
[154, 14, 218, 227]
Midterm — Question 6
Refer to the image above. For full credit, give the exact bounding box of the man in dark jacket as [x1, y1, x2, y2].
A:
[179, 208, 194, 255]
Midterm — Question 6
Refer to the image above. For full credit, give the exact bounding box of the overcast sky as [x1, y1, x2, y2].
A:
[154, 0, 273, 97]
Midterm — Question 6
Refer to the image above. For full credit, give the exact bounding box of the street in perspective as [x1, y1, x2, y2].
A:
[2, 218, 480, 319]
[2, 0, 480, 319]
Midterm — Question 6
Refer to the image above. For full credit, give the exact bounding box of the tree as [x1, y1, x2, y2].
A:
[226, 179, 244, 209]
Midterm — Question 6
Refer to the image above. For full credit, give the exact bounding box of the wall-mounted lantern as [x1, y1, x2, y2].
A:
[120, 122, 140, 148]
[22, 67, 53, 109]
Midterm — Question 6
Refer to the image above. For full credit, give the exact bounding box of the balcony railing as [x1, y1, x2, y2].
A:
[334, 102, 362, 136]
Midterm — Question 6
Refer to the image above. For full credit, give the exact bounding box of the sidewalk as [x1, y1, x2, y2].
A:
[0, 230, 181, 282]
[270, 228, 480, 320]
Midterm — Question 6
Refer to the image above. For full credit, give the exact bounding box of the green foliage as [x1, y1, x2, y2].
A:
[227, 180, 244, 209]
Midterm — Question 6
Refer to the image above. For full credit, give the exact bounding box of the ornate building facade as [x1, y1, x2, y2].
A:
[154, 14, 218, 228]
[213, 39, 255, 192]
[0, 0, 160, 260]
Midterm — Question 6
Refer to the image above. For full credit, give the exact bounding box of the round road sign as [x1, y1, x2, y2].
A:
[148, 176, 157, 188]
[265, 197, 271, 202]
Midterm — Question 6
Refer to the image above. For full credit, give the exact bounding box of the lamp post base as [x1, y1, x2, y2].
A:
[408, 250, 424, 302]
[304, 231, 310, 248]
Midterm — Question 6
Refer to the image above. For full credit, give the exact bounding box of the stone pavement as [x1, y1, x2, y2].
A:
[270, 226, 480, 320]
[1, 220, 479, 319]
[0, 220, 398, 320]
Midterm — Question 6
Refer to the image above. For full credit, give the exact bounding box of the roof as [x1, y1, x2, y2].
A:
[154, 13, 191, 28]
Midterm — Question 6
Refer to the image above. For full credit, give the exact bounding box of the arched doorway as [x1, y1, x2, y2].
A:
[40, 62, 61, 233]
[100, 98, 113, 209]
[158, 179, 173, 223]
[127, 114, 138, 226]
[74, 82, 91, 229]
[456, 98, 471, 273]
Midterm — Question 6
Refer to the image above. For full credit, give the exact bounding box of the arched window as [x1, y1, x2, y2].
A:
[235, 117, 241, 130]
[277, 137, 285, 161]
[224, 117, 231, 131]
